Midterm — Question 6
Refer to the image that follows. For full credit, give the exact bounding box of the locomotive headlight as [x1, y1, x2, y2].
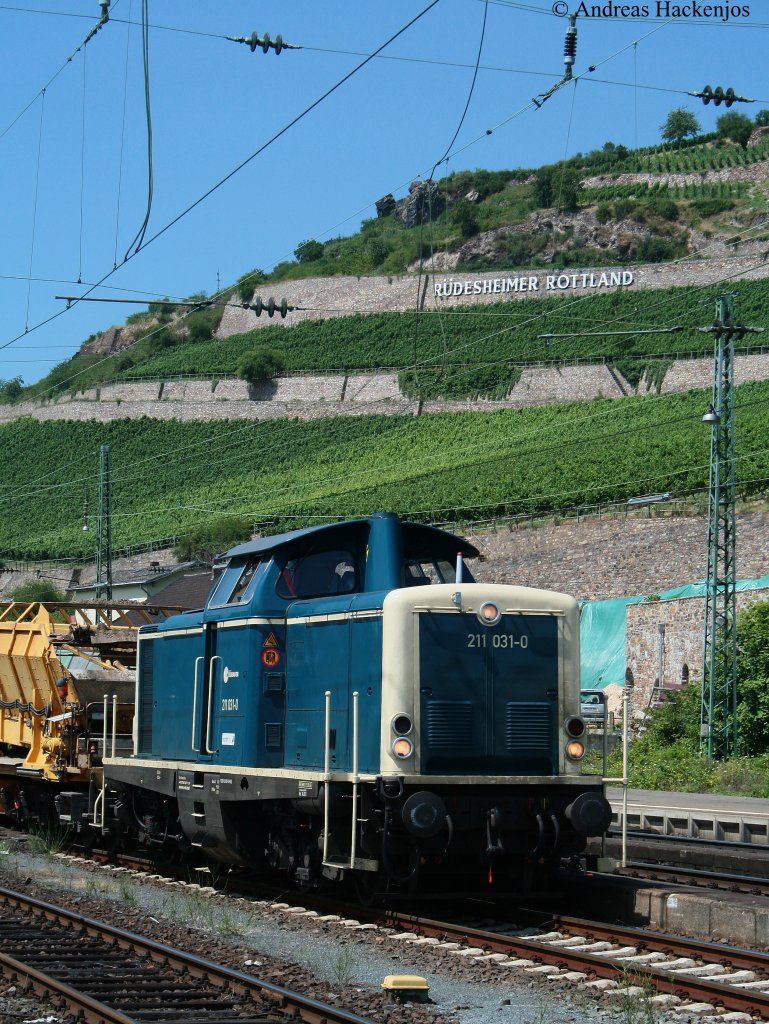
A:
[565, 740, 585, 760]
[391, 714, 413, 736]
[565, 716, 586, 737]
[478, 601, 501, 626]
[392, 737, 414, 759]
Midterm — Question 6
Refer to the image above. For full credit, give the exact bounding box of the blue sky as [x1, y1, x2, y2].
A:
[1, 0, 767, 386]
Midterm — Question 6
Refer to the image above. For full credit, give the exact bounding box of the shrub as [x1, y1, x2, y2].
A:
[691, 197, 735, 217]
[148, 297, 176, 317]
[451, 198, 480, 239]
[595, 202, 613, 224]
[294, 239, 325, 263]
[236, 347, 286, 384]
[533, 166, 582, 210]
[716, 110, 754, 149]
[9, 579, 66, 602]
[234, 270, 266, 305]
[646, 197, 679, 222]
[174, 516, 253, 562]
[0, 376, 23, 403]
[185, 312, 214, 344]
[636, 235, 688, 263]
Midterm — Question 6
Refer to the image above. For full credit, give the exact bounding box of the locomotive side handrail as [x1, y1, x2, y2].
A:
[350, 690, 359, 869]
[191, 656, 204, 752]
[323, 690, 331, 866]
[205, 657, 221, 755]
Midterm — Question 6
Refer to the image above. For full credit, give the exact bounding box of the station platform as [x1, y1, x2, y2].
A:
[607, 787, 769, 845]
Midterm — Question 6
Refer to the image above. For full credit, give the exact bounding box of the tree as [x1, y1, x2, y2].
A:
[236, 347, 285, 385]
[755, 110, 769, 128]
[735, 600, 769, 755]
[533, 166, 582, 210]
[716, 110, 754, 149]
[0, 376, 23, 403]
[174, 516, 253, 562]
[234, 270, 266, 305]
[660, 108, 700, 143]
[10, 579, 66, 602]
[450, 198, 480, 239]
[294, 239, 324, 263]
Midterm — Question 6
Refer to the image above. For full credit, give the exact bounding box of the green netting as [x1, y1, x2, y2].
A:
[580, 575, 769, 690]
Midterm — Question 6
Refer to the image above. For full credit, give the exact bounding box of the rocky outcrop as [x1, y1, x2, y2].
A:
[80, 321, 152, 357]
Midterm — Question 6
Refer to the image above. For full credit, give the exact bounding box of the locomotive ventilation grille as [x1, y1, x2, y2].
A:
[426, 701, 474, 750]
[506, 702, 552, 752]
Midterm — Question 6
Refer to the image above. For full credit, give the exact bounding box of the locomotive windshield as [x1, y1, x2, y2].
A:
[404, 556, 475, 585]
[208, 555, 267, 607]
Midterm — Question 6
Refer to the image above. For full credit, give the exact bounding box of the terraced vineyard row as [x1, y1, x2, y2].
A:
[115, 278, 769, 384]
[2, 380, 768, 559]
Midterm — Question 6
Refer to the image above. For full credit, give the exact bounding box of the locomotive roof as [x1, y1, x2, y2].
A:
[223, 513, 480, 561]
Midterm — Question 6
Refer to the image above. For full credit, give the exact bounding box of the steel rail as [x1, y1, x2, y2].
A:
[375, 908, 769, 1016]
[0, 885, 375, 1024]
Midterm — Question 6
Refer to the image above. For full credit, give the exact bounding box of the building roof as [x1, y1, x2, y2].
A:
[149, 570, 219, 610]
[71, 560, 205, 592]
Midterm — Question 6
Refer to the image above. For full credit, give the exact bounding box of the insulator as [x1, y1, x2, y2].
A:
[246, 31, 284, 54]
[248, 296, 290, 316]
[701, 84, 713, 105]
[725, 87, 736, 107]
[563, 26, 577, 65]
[713, 86, 725, 106]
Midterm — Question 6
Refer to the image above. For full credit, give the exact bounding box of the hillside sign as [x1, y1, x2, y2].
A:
[434, 269, 636, 299]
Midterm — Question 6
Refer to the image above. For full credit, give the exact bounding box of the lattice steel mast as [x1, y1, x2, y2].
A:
[699, 294, 762, 758]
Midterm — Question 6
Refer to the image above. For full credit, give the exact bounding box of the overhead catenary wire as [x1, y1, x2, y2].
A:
[0, 0, 113, 146]
[409, 0, 489, 401]
[77, 43, 87, 283]
[122, 0, 153, 260]
[113, 0, 133, 268]
[3, 4, 765, 403]
[24, 87, 46, 332]
[0, 0, 443, 366]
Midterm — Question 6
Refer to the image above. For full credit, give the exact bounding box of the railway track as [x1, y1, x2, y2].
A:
[11, 836, 769, 1020]
[376, 907, 769, 1017]
[0, 884, 375, 1024]
[58, 852, 769, 1020]
[616, 859, 769, 896]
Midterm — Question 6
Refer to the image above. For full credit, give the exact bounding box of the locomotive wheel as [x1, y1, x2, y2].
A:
[353, 868, 388, 906]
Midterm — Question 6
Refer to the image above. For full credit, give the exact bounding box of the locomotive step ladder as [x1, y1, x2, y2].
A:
[321, 690, 379, 873]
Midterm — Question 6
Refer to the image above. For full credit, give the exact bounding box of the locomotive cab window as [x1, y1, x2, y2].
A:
[276, 548, 358, 599]
[209, 555, 266, 607]
[404, 557, 475, 586]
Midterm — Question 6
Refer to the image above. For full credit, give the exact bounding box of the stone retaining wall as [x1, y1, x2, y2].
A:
[4, 352, 769, 425]
[216, 254, 769, 336]
[582, 157, 769, 190]
[626, 587, 769, 711]
[469, 508, 769, 603]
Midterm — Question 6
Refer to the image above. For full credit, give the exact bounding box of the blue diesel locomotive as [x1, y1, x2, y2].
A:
[70, 513, 611, 893]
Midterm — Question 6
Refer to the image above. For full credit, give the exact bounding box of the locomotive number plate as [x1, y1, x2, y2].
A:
[467, 633, 529, 649]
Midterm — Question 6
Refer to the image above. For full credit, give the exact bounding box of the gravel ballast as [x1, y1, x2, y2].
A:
[0, 835, 679, 1024]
